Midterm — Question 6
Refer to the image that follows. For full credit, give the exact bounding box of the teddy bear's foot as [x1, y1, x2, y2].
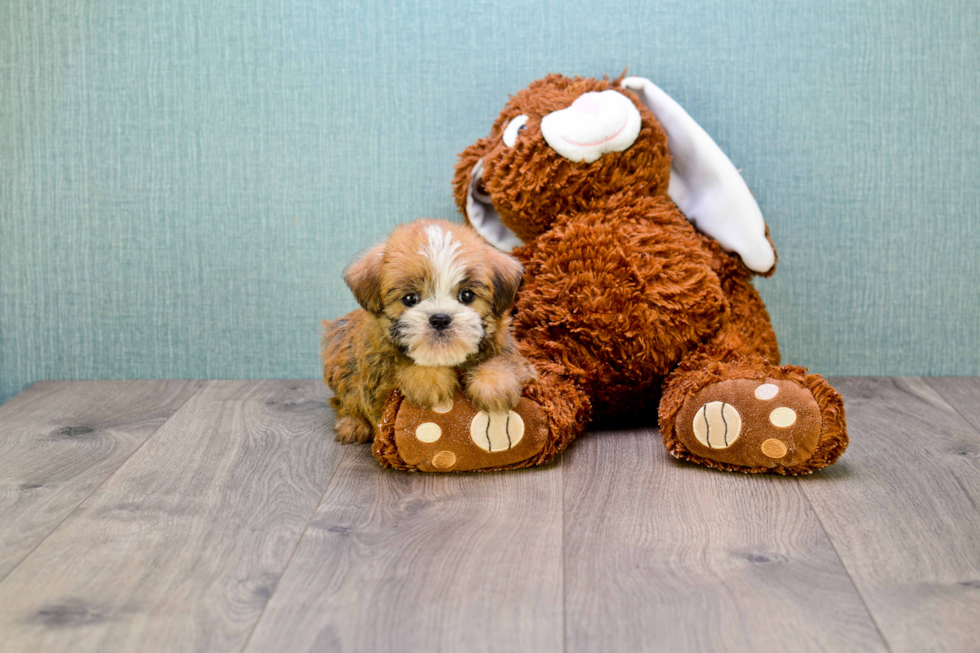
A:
[675, 378, 822, 469]
[372, 389, 552, 472]
[662, 363, 847, 474]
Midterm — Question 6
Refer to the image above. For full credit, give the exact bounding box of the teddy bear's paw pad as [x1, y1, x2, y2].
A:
[691, 401, 742, 448]
[393, 390, 547, 472]
[470, 410, 524, 451]
[675, 379, 822, 468]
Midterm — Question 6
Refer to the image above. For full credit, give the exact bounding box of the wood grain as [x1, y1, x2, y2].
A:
[0, 380, 202, 579]
[0, 380, 340, 653]
[562, 427, 888, 653]
[924, 377, 980, 434]
[800, 377, 980, 653]
[243, 447, 564, 653]
[1, 378, 979, 652]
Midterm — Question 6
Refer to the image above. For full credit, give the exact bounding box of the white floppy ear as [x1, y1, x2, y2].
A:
[621, 76, 775, 273]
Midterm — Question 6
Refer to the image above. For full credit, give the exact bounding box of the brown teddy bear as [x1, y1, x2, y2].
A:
[367, 72, 847, 475]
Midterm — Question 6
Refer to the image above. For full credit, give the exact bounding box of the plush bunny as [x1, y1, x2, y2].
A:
[368, 72, 847, 474]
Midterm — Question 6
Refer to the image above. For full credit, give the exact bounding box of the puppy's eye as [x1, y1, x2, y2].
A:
[502, 115, 529, 147]
[458, 289, 476, 304]
[401, 293, 420, 307]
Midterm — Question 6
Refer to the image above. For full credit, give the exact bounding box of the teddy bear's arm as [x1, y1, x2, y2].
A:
[510, 199, 731, 403]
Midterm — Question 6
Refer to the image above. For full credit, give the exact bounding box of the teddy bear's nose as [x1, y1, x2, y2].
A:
[570, 93, 602, 116]
[540, 90, 642, 164]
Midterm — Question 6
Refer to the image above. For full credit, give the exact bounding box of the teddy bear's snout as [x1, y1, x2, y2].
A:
[569, 93, 603, 116]
[540, 90, 642, 164]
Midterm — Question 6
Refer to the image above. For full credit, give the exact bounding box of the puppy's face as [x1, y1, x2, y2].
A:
[344, 220, 523, 367]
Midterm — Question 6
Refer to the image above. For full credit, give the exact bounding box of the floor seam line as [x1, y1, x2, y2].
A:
[922, 377, 980, 440]
[795, 477, 894, 653]
[238, 441, 350, 653]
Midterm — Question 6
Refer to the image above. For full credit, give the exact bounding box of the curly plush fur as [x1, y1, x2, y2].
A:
[373, 73, 848, 474]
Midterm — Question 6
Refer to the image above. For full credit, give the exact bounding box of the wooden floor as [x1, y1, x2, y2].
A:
[0, 378, 978, 652]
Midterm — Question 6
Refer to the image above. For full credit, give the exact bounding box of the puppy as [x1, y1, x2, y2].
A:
[322, 219, 536, 444]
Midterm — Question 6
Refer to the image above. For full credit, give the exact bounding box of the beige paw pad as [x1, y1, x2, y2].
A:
[470, 410, 524, 452]
[755, 383, 779, 400]
[431, 450, 456, 469]
[692, 401, 741, 449]
[769, 407, 797, 428]
[761, 438, 788, 459]
[432, 399, 453, 414]
[415, 422, 442, 443]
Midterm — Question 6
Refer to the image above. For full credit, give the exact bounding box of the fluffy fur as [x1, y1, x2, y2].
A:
[374, 73, 847, 474]
[323, 219, 535, 444]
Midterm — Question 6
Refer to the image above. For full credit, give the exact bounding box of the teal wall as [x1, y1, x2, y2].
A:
[2, 0, 978, 403]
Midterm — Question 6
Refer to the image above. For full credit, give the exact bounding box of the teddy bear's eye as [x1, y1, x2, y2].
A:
[502, 115, 529, 147]
[401, 293, 420, 307]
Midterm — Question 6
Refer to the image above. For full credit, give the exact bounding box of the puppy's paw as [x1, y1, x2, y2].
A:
[335, 415, 374, 444]
[466, 378, 522, 414]
[401, 385, 456, 410]
[398, 365, 459, 410]
[465, 362, 529, 414]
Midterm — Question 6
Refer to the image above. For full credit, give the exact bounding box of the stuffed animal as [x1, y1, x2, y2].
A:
[365, 72, 848, 474]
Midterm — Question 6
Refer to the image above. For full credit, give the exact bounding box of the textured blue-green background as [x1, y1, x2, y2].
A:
[2, 0, 978, 403]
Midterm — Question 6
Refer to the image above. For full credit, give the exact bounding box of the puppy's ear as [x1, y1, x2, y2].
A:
[343, 243, 386, 315]
[488, 250, 524, 316]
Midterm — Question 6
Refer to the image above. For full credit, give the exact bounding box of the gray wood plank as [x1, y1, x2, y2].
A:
[800, 377, 980, 653]
[0, 380, 340, 653]
[924, 377, 980, 434]
[0, 380, 203, 580]
[563, 427, 888, 653]
[243, 447, 564, 653]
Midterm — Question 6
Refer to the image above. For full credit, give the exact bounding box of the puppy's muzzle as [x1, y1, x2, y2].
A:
[429, 314, 452, 331]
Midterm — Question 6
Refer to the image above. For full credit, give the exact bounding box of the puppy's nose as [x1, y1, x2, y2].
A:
[429, 314, 452, 330]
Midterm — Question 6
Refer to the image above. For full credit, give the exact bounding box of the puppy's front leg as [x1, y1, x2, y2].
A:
[464, 354, 537, 414]
[397, 364, 459, 409]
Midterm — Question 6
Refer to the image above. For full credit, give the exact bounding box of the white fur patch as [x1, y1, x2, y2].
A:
[400, 299, 483, 367]
[420, 224, 465, 298]
[396, 225, 487, 367]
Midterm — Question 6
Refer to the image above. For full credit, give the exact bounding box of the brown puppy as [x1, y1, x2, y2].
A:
[322, 219, 536, 444]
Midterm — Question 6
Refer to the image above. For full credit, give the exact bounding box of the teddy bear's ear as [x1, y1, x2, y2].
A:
[621, 76, 776, 274]
[343, 243, 386, 315]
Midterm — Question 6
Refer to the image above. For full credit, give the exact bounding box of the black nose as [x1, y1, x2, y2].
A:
[429, 314, 452, 330]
